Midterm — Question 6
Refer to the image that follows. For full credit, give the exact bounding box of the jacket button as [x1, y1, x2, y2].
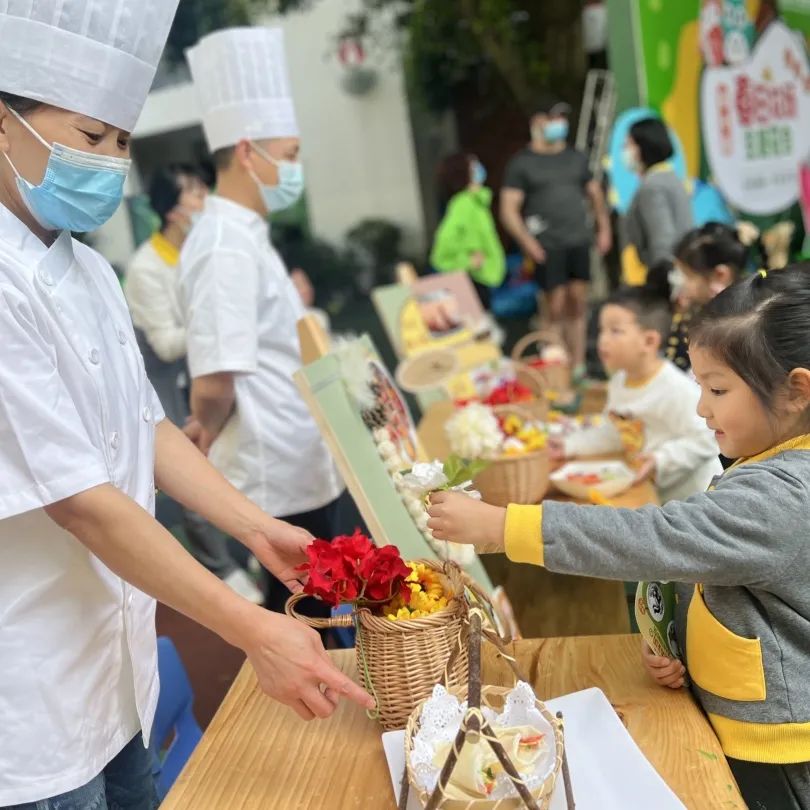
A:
[142, 407, 152, 423]
[118, 329, 127, 345]
[89, 348, 100, 365]
[110, 431, 120, 450]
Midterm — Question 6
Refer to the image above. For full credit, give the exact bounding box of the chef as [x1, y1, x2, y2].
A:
[181, 28, 352, 623]
[0, 5, 372, 808]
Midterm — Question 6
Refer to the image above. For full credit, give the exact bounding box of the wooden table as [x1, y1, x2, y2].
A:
[163, 635, 743, 810]
[417, 401, 658, 638]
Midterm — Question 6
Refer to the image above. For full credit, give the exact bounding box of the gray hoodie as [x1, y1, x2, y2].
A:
[506, 436, 810, 764]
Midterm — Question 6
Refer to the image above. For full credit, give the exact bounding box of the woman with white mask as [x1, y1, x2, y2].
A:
[0, 6, 372, 809]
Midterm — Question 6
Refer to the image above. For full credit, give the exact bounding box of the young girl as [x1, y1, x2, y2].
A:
[665, 222, 752, 372]
[429, 264, 810, 809]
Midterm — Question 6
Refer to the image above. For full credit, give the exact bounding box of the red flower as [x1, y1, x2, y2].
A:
[298, 531, 410, 609]
[361, 545, 412, 602]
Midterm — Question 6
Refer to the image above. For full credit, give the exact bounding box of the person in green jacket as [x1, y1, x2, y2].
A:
[431, 152, 506, 307]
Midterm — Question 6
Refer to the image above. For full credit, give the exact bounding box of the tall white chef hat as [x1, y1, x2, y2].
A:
[0, 1, 181, 132]
[186, 27, 299, 153]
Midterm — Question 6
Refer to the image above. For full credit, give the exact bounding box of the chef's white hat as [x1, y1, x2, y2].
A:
[0, 1, 180, 132]
[186, 27, 299, 153]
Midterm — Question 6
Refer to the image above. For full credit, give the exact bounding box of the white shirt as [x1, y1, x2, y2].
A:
[564, 361, 722, 502]
[179, 196, 343, 517]
[125, 234, 186, 363]
[0, 204, 163, 804]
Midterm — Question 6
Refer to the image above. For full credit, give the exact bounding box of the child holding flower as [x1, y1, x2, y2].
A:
[428, 265, 810, 808]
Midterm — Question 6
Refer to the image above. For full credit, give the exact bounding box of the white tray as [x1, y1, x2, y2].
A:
[550, 461, 635, 500]
[382, 687, 686, 809]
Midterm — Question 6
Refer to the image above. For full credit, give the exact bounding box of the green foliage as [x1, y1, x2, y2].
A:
[442, 455, 489, 489]
[167, 0, 583, 115]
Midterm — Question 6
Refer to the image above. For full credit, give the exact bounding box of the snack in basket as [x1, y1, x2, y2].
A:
[408, 681, 559, 803]
[430, 727, 549, 799]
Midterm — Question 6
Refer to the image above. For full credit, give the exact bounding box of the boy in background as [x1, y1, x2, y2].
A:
[551, 285, 722, 502]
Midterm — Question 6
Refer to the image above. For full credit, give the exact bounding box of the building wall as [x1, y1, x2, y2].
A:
[98, 0, 427, 263]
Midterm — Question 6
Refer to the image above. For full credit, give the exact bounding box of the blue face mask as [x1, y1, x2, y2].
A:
[6, 108, 130, 233]
[471, 160, 487, 186]
[250, 143, 305, 213]
[543, 120, 569, 143]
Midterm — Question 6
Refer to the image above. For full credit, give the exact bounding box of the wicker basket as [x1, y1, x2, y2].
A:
[510, 362, 549, 421]
[512, 330, 571, 394]
[285, 559, 469, 730]
[473, 405, 551, 507]
[405, 685, 565, 809]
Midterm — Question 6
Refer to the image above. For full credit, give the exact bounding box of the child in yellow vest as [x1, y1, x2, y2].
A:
[429, 265, 810, 808]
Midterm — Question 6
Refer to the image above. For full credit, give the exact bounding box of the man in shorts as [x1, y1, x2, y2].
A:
[501, 97, 611, 382]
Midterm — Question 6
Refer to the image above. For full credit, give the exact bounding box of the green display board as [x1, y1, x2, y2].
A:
[294, 336, 494, 592]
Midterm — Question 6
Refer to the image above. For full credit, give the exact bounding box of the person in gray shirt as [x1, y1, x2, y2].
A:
[501, 97, 612, 383]
[623, 117, 693, 271]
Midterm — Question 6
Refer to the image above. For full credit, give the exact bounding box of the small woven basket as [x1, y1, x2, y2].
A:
[510, 362, 550, 421]
[473, 405, 551, 507]
[405, 685, 565, 809]
[512, 331, 571, 394]
[286, 559, 470, 730]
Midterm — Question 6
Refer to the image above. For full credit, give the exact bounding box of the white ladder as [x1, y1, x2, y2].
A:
[576, 69, 617, 183]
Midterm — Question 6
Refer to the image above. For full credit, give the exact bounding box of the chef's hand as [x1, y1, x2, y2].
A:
[244, 610, 375, 720]
[427, 491, 506, 553]
[641, 639, 686, 689]
[246, 518, 313, 594]
[183, 416, 216, 456]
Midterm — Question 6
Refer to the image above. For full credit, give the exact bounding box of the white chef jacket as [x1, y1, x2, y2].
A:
[179, 196, 343, 517]
[125, 232, 185, 363]
[0, 203, 163, 804]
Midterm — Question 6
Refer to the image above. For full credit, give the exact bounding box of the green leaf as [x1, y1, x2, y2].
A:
[465, 459, 490, 480]
[697, 749, 719, 761]
[442, 455, 490, 488]
[442, 454, 465, 485]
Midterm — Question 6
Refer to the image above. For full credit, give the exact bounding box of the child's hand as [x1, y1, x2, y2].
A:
[427, 491, 507, 553]
[547, 437, 566, 462]
[641, 639, 686, 689]
[633, 454, 657, 484]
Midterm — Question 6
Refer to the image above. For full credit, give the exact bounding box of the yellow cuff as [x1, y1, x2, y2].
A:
[504, 504, 544, 566]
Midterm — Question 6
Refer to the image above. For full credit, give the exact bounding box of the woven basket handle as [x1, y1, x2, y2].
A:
[492, 400, 545, 426]
[511, 329, 567, 364]
[462, 575, 514, 646]
[285, 592, 356, 630]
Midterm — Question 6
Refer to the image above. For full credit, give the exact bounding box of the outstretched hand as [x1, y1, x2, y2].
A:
[244, 610, 375, 720]
[247, 518, 313, 594]
[427, 491, 506, 554]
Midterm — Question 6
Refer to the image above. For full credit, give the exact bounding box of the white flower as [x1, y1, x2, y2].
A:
[384, 456, 405, 473]
[424, 533, 476, 566]
[451, 481, 482, 500]
[376, 439, 398, 460]
[401, 461, 448, 493]
[446, 403, 503, 459]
